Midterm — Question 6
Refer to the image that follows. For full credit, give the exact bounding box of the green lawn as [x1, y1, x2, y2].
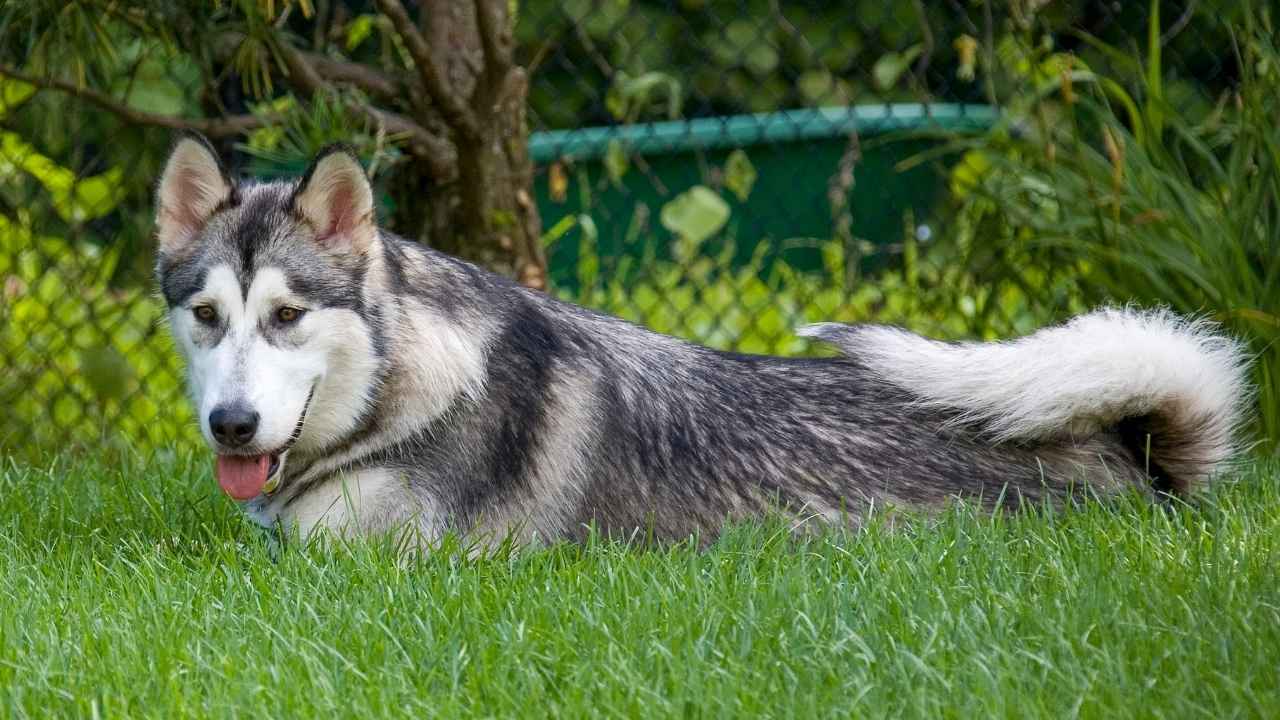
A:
[1, 451, 1277, 718]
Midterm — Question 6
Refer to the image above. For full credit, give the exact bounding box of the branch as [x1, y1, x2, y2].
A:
[474, 0, 514, 74]
[272, 35, 328, 96]
[367, 107, 457, 179]
[212, 32, 402, 102]
[911, 0, 934, 89]
[307, 53, 401, 100]
[373, 0, 480, 140]
[269, 38, 456, 179]
[0, 64, 267, 138]
[1160, 0, 1198, 45]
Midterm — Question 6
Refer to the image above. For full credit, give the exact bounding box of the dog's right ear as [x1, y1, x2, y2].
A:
[155, 132, 235, 254]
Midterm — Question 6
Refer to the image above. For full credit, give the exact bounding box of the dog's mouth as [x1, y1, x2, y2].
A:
[215, 386, 314, 502]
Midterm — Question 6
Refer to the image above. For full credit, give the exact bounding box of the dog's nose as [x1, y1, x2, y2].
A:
[209, 405, 259, 447]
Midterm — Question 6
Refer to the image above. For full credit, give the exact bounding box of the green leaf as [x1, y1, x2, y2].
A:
[108, 42, 201, 118]
[712, 20, 778, 76]
[949, 150, 991, 198]
[1144, 0, 1164, 140]
[0, 77, 36, 119]
[578, 214, 599, 244]
[1, 132, 125, 223]
[346, 14, 377, 51]
[872, 44, 923, 91]
[243, 95, 298, 153]
[575, 214, 599, 290]
[723, 149, 757, 202]
[604, 139, 629, 185]
[540, 214, 577, 248]
[605, 71, 683, 122]
[797, 70, 851, 106]
[660, 185, 730, 244]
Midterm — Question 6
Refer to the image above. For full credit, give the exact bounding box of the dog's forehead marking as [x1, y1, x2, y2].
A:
[202, 265, 243, 319]
[245, 267, 293, 315]
[228, 184, 295, 298]
[199, 264, 295, 322]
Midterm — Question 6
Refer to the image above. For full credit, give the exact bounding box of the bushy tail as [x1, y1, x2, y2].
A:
[799, 308, 1251, 494]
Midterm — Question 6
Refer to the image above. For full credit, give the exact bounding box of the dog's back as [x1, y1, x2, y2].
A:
[388, 274, 1244, 542]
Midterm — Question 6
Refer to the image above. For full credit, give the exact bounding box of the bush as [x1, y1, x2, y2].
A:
[0, 82, 197, 459]
[558, 226, 1078, 357]
[944, 3, 1280, 451]
[0, 217, 197, 459]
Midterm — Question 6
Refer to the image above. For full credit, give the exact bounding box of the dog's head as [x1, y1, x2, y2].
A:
[155, 133, 382, 500]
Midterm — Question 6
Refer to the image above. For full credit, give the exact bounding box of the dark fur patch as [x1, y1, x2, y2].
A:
[157, 248, 211, 307]
[458, 298, 561, 513]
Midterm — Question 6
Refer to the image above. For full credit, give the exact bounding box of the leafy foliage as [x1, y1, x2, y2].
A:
[0, 1, 1268, 458]
[518, 0, 1242, 129]
[944, 2, 1280, 450]
[0, 213, 196, 457]
[0, 78, 194, 457]
[552, 145, 1080, 356]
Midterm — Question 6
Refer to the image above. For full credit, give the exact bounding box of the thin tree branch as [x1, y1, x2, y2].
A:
[0, 64, 268, 137]
[1160, 0, 1198, 46]
[272, 35, 327, 96]
[372, 0, 480, 140]
[306, 53, 400, 100]
[212, 32, 402, 102]
[365, 107, 457, 178]
[912, 0, 935, 92]
[269, 38, 456, 179]
[474, 0, 514, 74]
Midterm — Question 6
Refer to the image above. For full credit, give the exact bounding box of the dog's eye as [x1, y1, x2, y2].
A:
[276, 306, 304, 324]
[193, 305, 217, 324]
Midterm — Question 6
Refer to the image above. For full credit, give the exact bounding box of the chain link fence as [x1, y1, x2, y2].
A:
[0, 0, 1240, 456]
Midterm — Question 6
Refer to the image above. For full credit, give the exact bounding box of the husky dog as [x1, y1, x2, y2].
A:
[154, 134, 1250, 544]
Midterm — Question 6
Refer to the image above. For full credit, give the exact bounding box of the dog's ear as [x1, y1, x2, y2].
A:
[290, 145, 375, 253]
[155, 132, 235, 255]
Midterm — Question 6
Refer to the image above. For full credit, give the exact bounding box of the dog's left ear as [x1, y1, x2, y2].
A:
[290, 145, 375, 253]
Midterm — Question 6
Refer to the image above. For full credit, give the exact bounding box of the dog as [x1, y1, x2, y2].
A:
[154, 133, 1250, 545]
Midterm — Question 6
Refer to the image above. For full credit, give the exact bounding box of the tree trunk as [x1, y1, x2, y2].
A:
[383, 0, 547, 290]
[389, 71, 545, 289]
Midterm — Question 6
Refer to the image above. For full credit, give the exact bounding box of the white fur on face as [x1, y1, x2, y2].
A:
[171, 265, 379, 453]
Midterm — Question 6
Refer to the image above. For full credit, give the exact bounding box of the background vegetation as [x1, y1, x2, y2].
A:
[0, 0, 1274, 457]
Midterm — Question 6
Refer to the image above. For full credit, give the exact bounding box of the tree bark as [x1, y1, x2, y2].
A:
[386, 67, 545, 288]
[377, 0, 547, 289]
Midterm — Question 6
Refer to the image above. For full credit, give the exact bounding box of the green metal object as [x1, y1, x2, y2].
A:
[530, 103, 996, 163]
[529, 103, 998, 291]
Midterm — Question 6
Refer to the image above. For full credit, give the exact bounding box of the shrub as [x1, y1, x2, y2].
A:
[943, 3, 1280, 451]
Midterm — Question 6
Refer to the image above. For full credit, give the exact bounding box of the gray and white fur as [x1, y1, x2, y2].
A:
[154, 135, 1252, 545]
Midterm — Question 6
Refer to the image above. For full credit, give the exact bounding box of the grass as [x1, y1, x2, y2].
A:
[1, 451, 1278, 718]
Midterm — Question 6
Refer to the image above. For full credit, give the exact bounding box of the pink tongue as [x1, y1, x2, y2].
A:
[215, 455, 271, 500]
